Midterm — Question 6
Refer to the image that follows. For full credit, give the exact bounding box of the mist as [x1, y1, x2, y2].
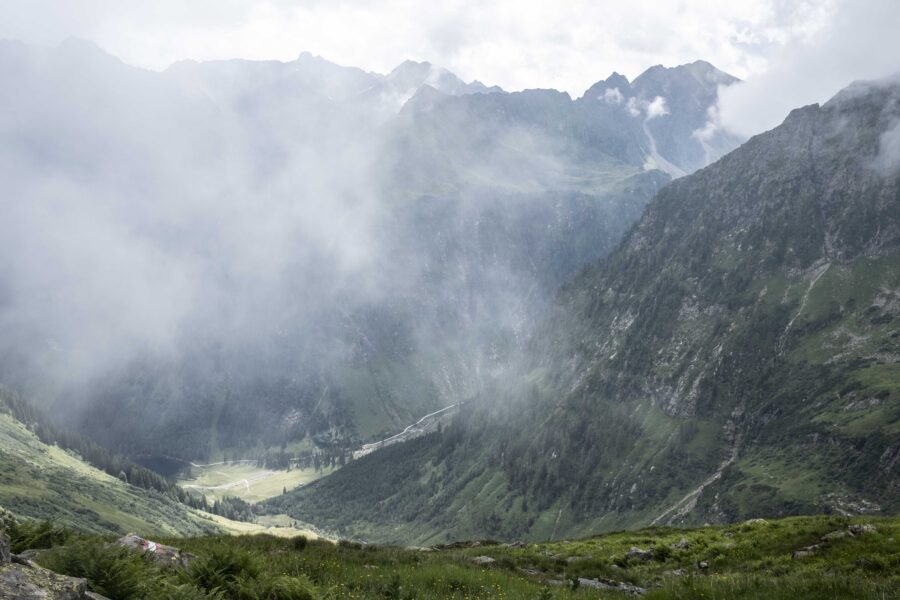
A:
[0, 40, 384, 391]
[0, 38, 689, 458]
[716, 0, 900, 138]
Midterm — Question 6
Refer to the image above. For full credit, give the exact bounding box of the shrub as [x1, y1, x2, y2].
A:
[159, 582, 225, 600]
[265, 575, 319, 600]
[186, 545, 261, 594]
[9, 519, 70, 553]
[381, 573, 401, 600]
[39, 541, 153, 600]
[652, 544, 673, 562]
[234, 574, 318, 600]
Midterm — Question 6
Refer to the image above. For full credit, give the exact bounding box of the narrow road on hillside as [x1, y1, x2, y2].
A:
[188, 459, 258, 468]
[353, 403, 460, 459]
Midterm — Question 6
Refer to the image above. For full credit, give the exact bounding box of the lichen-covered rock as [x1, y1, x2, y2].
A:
[1, 532, 10, 564]
[472, 555, 496, 565]
[0, 560, 87, 599]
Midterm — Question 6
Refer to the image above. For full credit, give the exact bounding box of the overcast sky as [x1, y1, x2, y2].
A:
[0, 0, 898, 134]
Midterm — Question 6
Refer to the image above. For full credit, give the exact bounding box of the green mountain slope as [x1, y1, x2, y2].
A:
[0, 403, 221, 537]
[268, 77, 900, 544]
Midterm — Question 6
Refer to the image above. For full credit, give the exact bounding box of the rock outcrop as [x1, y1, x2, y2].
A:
[116, 534, 196, 567]
[0, 549, 90, 600]
[1, 532, 10, 564]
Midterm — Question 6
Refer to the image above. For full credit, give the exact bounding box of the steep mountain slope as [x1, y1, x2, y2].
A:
[270, 76, 900, 544]
[0, 39, 737, 465]
[0, 395, 219, 537]
[579, 60, 741, 175]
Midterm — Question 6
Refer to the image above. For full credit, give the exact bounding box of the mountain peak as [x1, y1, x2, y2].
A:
[387, 59, 437, 81]
[633, 60, 739, 89]
[384, 59, 499, 98]
[580, 71, 632, 102]
[55, 37, 122, 65]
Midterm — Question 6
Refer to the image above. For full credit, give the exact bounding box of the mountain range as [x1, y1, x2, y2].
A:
[267, 75, 900, 544]
[0, 39, 896, 551]
[0, 40, 741, 462]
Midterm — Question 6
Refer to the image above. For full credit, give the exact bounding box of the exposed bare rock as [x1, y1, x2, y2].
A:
[627, 546, 653, 562]
[792, 543, 827, 559]
[472, 555, 496, 565]
[577, 577, 646, 596]
[670, 538, 690, 550]
[116, 534, 195, 567]
[848, 524, 877, 536]
[1, 532, 10, 564]
[0, 559, 87, 600]
[15, 550, 44, 563]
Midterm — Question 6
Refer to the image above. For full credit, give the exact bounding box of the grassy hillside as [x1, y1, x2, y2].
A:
[22, 515, 900, 599]
[0, 411, 222, 537]
[0, 409, 327, 543]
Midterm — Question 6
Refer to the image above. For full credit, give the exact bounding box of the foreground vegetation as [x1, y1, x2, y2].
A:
[12, 515, 899, 599]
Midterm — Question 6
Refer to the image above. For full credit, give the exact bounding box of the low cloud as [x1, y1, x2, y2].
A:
[645, 96, 669, 120]
[873, 120, 900, 175]
[0, 0, 854, 96]
[603, 87, 624, 104]
[626, 97, 642, 117]
[717, 0, 900, 138]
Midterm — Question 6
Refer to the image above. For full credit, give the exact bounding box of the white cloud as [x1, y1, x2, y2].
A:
[602, 87, 624, 104]
[718, 0, 900, 137]
[0, 0, 848, 96]
[626, 97, 642, 117]
[645, 96, 669, 120]
[874, 119, 900, 175]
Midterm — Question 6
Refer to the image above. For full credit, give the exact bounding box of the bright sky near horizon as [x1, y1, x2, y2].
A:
[0, 0, 898, 135]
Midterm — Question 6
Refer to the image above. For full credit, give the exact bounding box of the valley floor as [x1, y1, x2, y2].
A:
[178, 463, 337, 504]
